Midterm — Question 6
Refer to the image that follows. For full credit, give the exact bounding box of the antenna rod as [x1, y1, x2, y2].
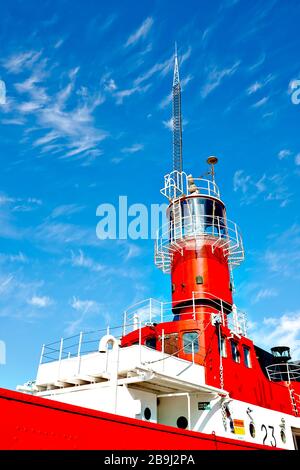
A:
[172, 44, 183, 174]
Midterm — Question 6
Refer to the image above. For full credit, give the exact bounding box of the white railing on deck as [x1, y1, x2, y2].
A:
[123, 291, 247, 337]
[39, 292, 247, 366]
[266, 363, 300, 382]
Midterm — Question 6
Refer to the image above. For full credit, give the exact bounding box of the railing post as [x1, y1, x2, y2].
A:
[287, 363, 291, 384]
[187, 394, 191, 430]
[139, 318, 142, 364]
[123, 310, 127, 336]
[162, 329, 165, 372]
[192, 292, 196, 320]
[220, 300, 225, 326]
[58, 337, 63, 379]
[39, 344, 45, 365]
[77, 332, 83, 357]
[77, 332, 83, 375]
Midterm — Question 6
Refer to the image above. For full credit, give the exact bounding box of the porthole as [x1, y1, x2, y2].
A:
[177, 416, 188, 429]
[144, 407, 151, 420]
[281, 429, 286, 444]
[249, 422, 255, 438]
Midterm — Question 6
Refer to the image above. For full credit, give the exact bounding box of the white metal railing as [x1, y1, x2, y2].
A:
[123, 292, 247, 337]
[266, 363, 300, 382]
[155, 213, 244, 273]
[160, 171, 221, 201]
[40, 325, 124, 364]
[40, 293, 247, 365]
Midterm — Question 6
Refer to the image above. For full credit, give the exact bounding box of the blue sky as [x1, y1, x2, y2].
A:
[0, 0, 300, 389]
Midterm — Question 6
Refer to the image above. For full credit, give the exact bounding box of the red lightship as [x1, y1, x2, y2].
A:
[1, 49, 300, 451]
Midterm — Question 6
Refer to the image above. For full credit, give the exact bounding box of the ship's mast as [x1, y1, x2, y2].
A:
[172, 43, 183, 176]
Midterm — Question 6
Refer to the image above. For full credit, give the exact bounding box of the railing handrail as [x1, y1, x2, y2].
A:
[266, 362, 300, 382]
[161, 171, 221, 202]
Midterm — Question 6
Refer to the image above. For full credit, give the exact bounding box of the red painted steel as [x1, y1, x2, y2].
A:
[0, 388, 278, 450]
[171, 243, 232, 308]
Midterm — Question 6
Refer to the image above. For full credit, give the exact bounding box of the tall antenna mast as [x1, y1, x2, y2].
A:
[172, 43, 183, 174]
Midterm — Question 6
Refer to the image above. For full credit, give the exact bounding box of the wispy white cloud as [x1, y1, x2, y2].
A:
[295, 153, 300, 166]
[233, 170, 291, 207]
[134, 47, 191, 87]
[278, 149, 291, 160]
[0, 252, 28, 264]
[4, 50, 108, 163]
[51, 204, 85, 219]
[233, 170, 251, 193]
[163, 117, 188, 131]
[252, 96, 269, 108]
[65, 296, 101, 335]
[252, 288, 278, 304]
[2, 50, 42, 74]
[163, 118, 173, 131]
[247, 74, 275, 95]
[121, 143, 144, 153]
[201, 61, 241, 98]
[0, 80, 6, 105]
[0, 272, 47, 320]
[54, 38, 64, 49]
[125, 17, 154, 47]
[1, 117, 25, 125]
[35, 221, 100, 247]
[0, 192, 42, 212]
[113, 84, 151, 105]
[134, 57, 173, 86]
[104, 78, 117, 92]
[247, 82, 262, 94]
[248, 53, 266, 71]
[71, 297, 98, 312]
[27, 295, 52, 308]
[264, 224, 300, 279]
[122, 243, 142, 261]
[69, 249, 105, 272]
[0, 275, 14, 294]
[159, 92, 172, 110]
[250, 311, 300, 358]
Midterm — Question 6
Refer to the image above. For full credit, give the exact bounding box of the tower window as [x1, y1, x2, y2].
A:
[243, 346, 251, 368]
[230, 340, 240, 363]
[218, 336, 227, 357]
[183, 331, 199, 353]
[196, 275, 203, 285]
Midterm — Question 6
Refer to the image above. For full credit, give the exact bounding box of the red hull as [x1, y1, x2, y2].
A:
[0, 388, 277, 450]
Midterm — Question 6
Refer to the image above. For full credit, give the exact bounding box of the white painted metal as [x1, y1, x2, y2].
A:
[155, 213, 244, 274]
